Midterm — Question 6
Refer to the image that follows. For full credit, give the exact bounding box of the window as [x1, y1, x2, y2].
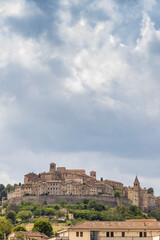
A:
[140, 232, 143, 237]
[80, 232, 83, 237]
[76, 232, 79, 237]
[106, 232, 114, 237]
[144, 232, 147, 237]
[122, 232, 125, 237]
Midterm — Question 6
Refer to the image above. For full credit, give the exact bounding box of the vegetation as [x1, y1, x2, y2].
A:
[1, 198, 160, 236]
[13, 225, 27, 231]
[0, 217, 13, 238]
[148, 188, 154, 194]
[0, 184, 19, 201]
[114, 190, 121, 197]
[6, 210, 16, 224]
[32, 219, 53, 237]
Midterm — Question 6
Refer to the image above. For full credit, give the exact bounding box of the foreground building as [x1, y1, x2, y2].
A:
[8, 231, 49, 240]
[53, 219, 160, 240]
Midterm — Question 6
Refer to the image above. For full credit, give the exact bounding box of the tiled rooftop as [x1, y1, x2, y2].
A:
[69, 220, 160, 230]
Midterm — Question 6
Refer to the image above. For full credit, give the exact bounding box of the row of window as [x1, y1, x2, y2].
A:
[106, 232, 147, 237]
[76, 232, 147, 238]
[48, 188, 58, 190]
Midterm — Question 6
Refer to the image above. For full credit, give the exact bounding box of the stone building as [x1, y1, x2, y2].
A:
[7, 163, 158, 212]
[7, 163, 115, 200]
[127, 176, 157, 211]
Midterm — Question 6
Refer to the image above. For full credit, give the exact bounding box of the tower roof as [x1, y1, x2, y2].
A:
[134, 176, 140, 187]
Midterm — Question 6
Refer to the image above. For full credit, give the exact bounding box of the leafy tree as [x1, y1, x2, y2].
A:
[2, 202, 9, 209]
[45, 208, 55, 216]
[1, 189, 7, 198]
[83, 198, 89, 205]
[149, 210, 160, 220]
[56, 210, 65, 218]
[13, 225, 27, 232]
[148, 187, 154, 194]
[32, 219, 53, 237]
[87, 200, 105, 211]
[17, 210, 32, 221]
[0, 184, 5, 192]
[54, 205, 60, 210]
[114, 190, 121, 197]
[33, 207, 45, 217]
[6, 204, 18, 213]
[6, 210, 16, 224]
[5, 184, 14, 192]
[0, 217, 13, 237]
[59, 199, 67, 207]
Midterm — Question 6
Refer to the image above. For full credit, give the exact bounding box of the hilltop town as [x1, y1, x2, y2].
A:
[7, 163, 160, 211]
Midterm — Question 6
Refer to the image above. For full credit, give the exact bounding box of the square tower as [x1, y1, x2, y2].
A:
[50, 163, 56, 173]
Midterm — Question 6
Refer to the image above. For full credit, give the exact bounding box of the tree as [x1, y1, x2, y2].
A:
[54, 205, 59, 210]
[2, 202, 9, 209]
[87, 200, 105, 211]
[0, 184, 5, 192]
[148, 187, 154, 194]
[0, 185, 6, 201]
[59, 199, 67, 207]
[83, 198, 89, 205]
[0, 218, 13, 238]
[13, 225, 27, 232]
[114, 190, 120, 197]
[6, 210, 16, 224]
[5, 184, 14, 192]
[32, 219, 53, 237]
[17, 210, 32, 221]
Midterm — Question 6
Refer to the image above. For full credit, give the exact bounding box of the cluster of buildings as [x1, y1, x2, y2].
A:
[7, 163, 159, 211]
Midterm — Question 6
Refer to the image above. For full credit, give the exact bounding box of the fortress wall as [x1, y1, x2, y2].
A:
[8, 195, 132, 207]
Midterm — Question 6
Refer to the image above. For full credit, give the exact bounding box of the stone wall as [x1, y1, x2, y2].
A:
[7, 195, 132, 207]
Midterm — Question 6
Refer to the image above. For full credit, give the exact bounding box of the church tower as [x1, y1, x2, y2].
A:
[49, 163, 56, 173]
[134, 176, 140, 189]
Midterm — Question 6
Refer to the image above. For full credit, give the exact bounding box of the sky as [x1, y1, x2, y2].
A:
[0, 0, 160, 194]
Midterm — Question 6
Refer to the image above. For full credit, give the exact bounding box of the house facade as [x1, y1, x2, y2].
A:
[55, 219, 160, 240]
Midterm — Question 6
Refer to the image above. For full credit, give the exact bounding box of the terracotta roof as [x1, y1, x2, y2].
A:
[9, 231, 49, 239]
[69, 220, 160, 231]
[47, 180, 62, 183]
[105, 179, 123, 185]
[66, 169, 86, 173]
[27, 231, 49, 238]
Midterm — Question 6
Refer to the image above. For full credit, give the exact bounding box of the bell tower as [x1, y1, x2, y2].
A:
[134, 176, 140, 189]
[49, 163, 56, 173]
[90, 171, 96, 179]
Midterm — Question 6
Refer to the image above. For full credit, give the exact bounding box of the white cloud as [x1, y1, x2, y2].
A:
[0, 171, 16, 186]
[0, 0, 41, 18]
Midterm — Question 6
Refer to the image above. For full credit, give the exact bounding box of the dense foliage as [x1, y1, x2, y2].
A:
[0, 184, 19, 201]
[0, 217, 13, 237]
[1, 197, 160, 235]
[32, 219, 53, 237]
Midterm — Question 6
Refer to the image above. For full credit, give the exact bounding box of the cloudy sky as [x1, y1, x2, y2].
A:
[0, 0, 160, 194]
